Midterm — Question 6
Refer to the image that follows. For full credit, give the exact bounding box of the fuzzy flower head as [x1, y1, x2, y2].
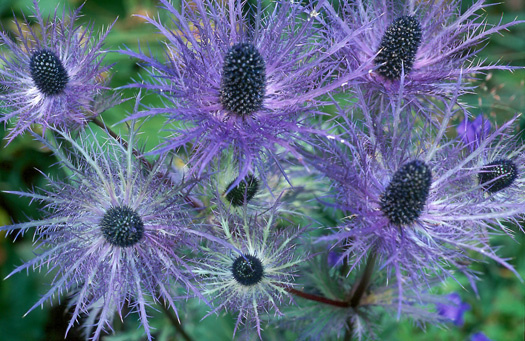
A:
[123, 0, 363, 180]
[309, 90, 523, 300]
[458, 115, 525, 235]
[323, 0, 520, 105]
[194, 207, 304, 337]
[1, 125, 208, 340]
[197, 153, 303, 218]
[0, 1, 114, 142]
[202, 155, 265, 211]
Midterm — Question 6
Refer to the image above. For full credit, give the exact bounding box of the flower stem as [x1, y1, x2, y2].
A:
[349, 252, 377, 307]
[281, 285, 350, 308]
[344, 252, 377, 341]
[159, 301, 193, 341]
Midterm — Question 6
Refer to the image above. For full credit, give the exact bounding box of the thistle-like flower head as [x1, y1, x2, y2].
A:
[1, 125, 208, 340]
[0, 1, 114, 142]
[306, 88, 524, 300]
[122, 0, 361, 180]
[194, 207, 304, 337]
[460, 116, 525, 235]
[323, 0, 522, 106]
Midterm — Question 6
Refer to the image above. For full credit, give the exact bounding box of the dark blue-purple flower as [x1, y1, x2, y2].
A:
[122, 0, 364, 180]
[436, 293, 471, 326]
[0, 1, 115, 142]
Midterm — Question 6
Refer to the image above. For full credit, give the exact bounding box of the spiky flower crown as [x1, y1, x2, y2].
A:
[0, 125, 217, 340]
[193, 206, 305, 337]
[0, 1, 117, 142]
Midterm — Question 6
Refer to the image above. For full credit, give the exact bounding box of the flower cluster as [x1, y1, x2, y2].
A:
[0, 0, 522, 340]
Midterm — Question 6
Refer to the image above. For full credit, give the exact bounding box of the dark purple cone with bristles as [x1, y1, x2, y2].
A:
[29, 49, 69, 96]
[478, 159, 518, 193]
[374, 16, 422, 80]
[220, 43, 266, 117]
[380, 160, 432, 225]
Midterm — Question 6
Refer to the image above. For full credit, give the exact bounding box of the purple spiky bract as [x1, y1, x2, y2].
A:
[323, 0, 522, 107]
[0, 1, 115, 142]
[121, 0, 362, 181]
[1, 127, 209, 340]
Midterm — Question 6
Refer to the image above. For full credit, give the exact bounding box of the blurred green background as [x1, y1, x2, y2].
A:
[0, 0, 523, 340]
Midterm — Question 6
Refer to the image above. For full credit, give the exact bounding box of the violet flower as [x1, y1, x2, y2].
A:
[472, 332, 493, 341]
[121, 0, 365, 181]
[436, 293, 471, 326]
[0, 1, 115, 142]
[0, 126, 209, 340]
[457, 114, 491, 150]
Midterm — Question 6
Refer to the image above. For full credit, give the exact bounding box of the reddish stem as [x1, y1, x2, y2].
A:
[281, 285, 350, 308]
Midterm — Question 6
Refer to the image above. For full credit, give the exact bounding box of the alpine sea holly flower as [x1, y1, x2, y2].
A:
[197, 155, 309, 217]
[193, 207, 304, 337]
[0, 126, 209, 340]
[121, 0, 366, 180]
[322, 0, 522, 106]
[436, 293, 471, 326]
[0, 1, 114, 142]
[304, 89, 523, 301]
[456, 113, 525, 234]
